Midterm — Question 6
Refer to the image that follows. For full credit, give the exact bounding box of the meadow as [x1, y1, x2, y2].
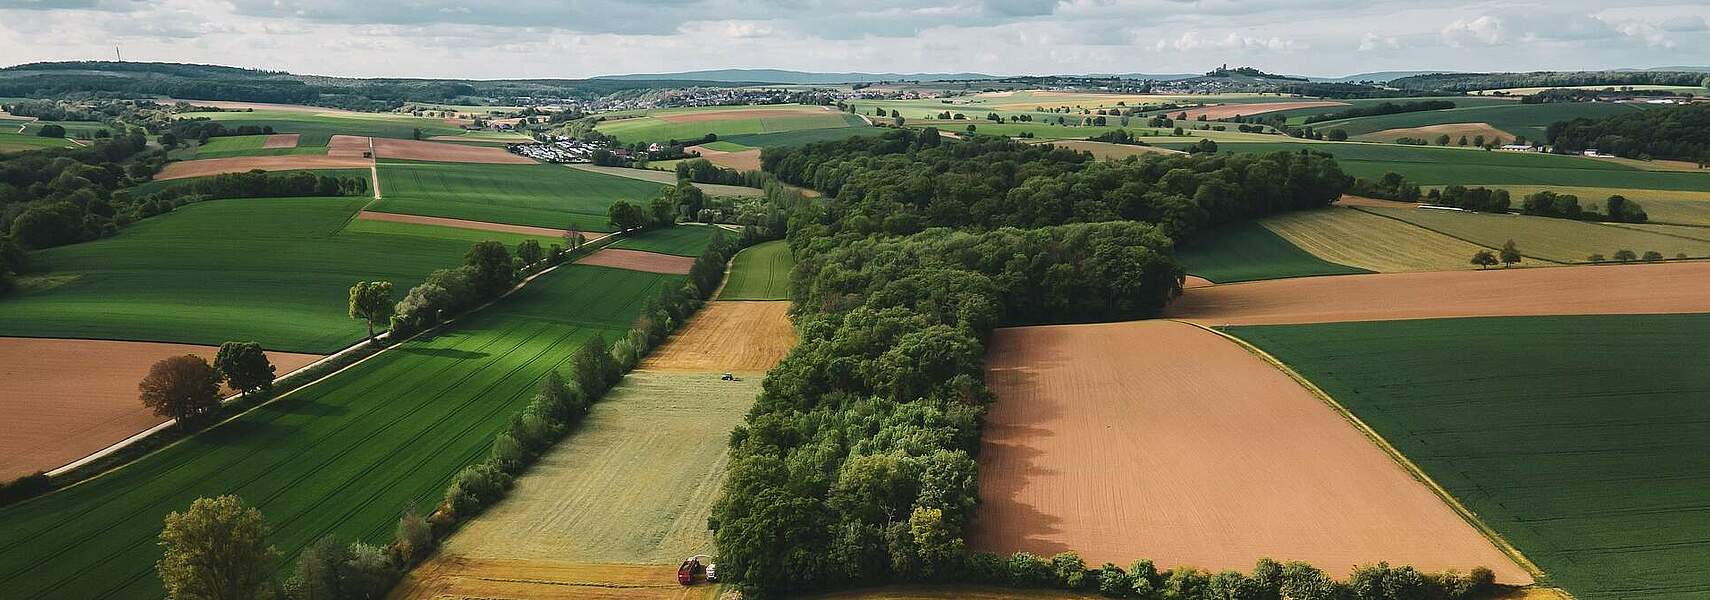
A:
[594, 105, 863, 143]
[608, 223, 730, 256]
[718, 239, 793, 300]
[0, 130, 80, 152]
[1304, 101, 1647, 138]
[0, 264, 682, 599]
[179, 109, 468, 146]
[0, 196, 519, 353]
[1355, 205, 1710, 262]
[1227, 314, 1710, 600]
[373, 161, 665, 232]
[717, 126, 887, 149]
[1175, 220, 1369, 282]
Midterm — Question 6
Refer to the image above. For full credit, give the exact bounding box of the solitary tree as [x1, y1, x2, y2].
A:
[157, 495, 278, 600]
[37, 124, 65, 138]
[1588, 253, 1606, 262]
[1435, 134, 1451, 146]
[347, 281, 395, 345]
[214, 341, 274, 397]
[1499, 240, 1522, 268]
[1643, 250, 1664, 261]
[564, 223, 584, 251]
[140, 354, 222, 423]
[1470, 250, 1498, 269]
[1613, 249, 1638, 262]
[1326, 129, 1348, 141]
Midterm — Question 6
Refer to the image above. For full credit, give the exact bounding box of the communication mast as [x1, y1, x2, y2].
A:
[115, 46, 122, 62]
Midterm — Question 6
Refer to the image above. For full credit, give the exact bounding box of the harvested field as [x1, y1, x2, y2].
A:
[1176, 220, 1369, 283]
[1166, 260, 1710, 326]
[0, 337, 320, 480]
[971, 320, 1530, 581]
[638, 301, 795, 373]
[657, 107, 828, 123]
[355, 211, 579, 240]
[1261, 207, 1490, 272]
[1334, 194, 1420, 208]
[1355, 122, 1517, 143]
[1037, 139, 1182, 159]
[577, 248, 696, 274]
[391, 557, 716, 600]
[686, 144, 761, 171]
[1584, 156, 1709, 172]
[1179, 101, 1346, 120]
[370, 137, 535, 164]
[156, 155, 371, 180]
[1356, 205, 1710, 262]
[261, 133, 300, 148]
[326, 134, 372, 158]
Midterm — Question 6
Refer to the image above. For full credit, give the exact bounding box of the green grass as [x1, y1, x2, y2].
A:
[179, 109, 467, 146]
[185, 134, 323, 159]
[339, 217, 561, 248]
[0, 264, 680, 599]
[0, 196, 513, 353]
[1225, 315, 1710, 600]
[1175, 220, 1370, 282]
[608, 224, 729, 257]
[123, 168, 368, 198]
[0, 131, 80, 152]
[372, 161, 665, 232]
[1308, 102, 1649, 137]
[594, 105, 863, 143]
[1354, 206, 1710, 262]
[697, 140, 751, 152]
[719, 126, 887, 148]
[719, 239, 793, 300]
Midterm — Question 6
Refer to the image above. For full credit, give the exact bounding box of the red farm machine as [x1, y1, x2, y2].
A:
[678, 554, 718, 585]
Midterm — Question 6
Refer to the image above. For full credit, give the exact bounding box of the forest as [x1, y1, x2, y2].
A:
[1391, 70, 1710, 92]
[1546, 103, 1710, 162]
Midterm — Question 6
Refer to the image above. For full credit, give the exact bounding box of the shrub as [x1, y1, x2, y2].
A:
[1643, 250, 1664, 261]
[1006, 552, 1054, 588]
[445, 462, 511, 517]
[1097, 563, 1130, 597]
[1050, 551, 1089, 590]
[395, 504, 433, 565]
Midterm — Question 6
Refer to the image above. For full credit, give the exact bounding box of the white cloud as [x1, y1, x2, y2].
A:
[1441, 15, 1506, 47]
[1358, 32, 1401, 51]
[1155, 31, 1304, 52]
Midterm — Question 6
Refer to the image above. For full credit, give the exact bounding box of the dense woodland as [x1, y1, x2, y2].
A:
[1303, 100, 1456, 124]
[1546, 103, 1710, 162]
[1392, 70, 1710, 92]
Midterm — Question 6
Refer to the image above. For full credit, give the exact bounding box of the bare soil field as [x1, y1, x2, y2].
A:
[577, 248, 697, 274]
[1179, 101, 1346, 120]
[638, 301, 795, 374]
[156, 154, 373, 180]
[1183, 275, 1215, 288]
[1037, 139, 1183, 159]
[971, 320, 1531, 581]
[658, 107, 826, 123]
[685, 144, 762, 172]
[1355, 122, 1516, 144]
[0, 337, 320, 479]
[326, 134, 373, 158]
[355, 211, 578, 239]
[261, 133, 300, 148]
[390, 557, 716, 600]
[370, 137, 536, 164]
[1166, 260, 1710, 326]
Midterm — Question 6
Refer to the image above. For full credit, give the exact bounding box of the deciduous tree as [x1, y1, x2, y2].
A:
[140, 354, 221, 422]
[214, 341, 274, 397]
[1470, 250, 1497, 269]
[157, 495, 278, 600]
[347, 281, 395, 345]
[1499, 240, 1522, 267]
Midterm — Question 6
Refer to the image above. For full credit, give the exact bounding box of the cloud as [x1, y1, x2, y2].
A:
[1155, 30, 1304, 52]
[0, 0, 141, 10]
[1441, 15, 1505, 47]
[1358, 32, 1401, 51]
[1660, 15, 1708, 33]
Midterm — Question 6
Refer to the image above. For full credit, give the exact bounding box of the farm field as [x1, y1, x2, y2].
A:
[0, 337, 321, 479]
[175, 107, 469, 146]
[717, 125, 886, 148]
[1261, 206, 1489, 272]
[1354, 205, 1710, 262]
[1164, 260, 1710, 326]
[1306, 101, 1647, 138]
[1468, 185, 1710, 226]
[373, 161, 665, 232]
[595, 104, 863, 143]
[341, 213, 564, 247]
[1475, 84, 1710, 96]
[637, 301, 795, 373]
[0, 131, 79, 152]
[1356, 122, 1517, 144]
[1175, 220, 1369, 282]
[188, 134, 318, 159]
[577, 248, 697, 274]
[684, 143, 762, 171]
[1035, 139, 1181, 159]
[370, 137, 534, 164]
[718, 239, 793, 300]
[1227, 315, 1710, 599]
[568, 164, 763, 197]
[971, 320, 1530, 581]
[394, 557, 717, 600]
[608, 223, 730, 256]
[0, 196, 503, 353]
[0, 264, 682, 599]
[157, 154, 372, 180]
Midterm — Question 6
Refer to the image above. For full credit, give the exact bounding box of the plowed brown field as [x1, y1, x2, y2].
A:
[371, 138, 535, 164]
[0, 337, 321, 479]
[156, 155, 372, 180]
[356, 211, 578, 239]
[970, 320, 1531, 581]
[1178, 101, 1346, 120]
[686, 145, 761, 172]
[389, 557, 715, 600]
[577, 249, 696, 275]
[1165, 260, 1710, 326]
[261, 134, 300, 148]
[638, 301, 794, 374]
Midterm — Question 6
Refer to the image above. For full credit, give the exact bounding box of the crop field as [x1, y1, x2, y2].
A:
[1306, 101, 1647, 137]
[177, 108, 469, 146]
[0, 197, 505, 353]
[594, 105, 863, 143]
[373, 161, 665, 232]
[1175, 220, 1369, 282]
[395, 558, 718, 600]
[1261, 207, 1490, 272]
[1179, 141, 1710, 191]
[567, 164, 762, 197]
[718, 239, 793, 300]
[718, 125, 887, 148]
[1355, 205, 1710, 262]
[1355, 122, 1517, 144]
[608, 223, 730, 256]
[638, 301, 796, 373]
[1226, 315, 1710, 599]
[340, 214, 563, 247]
[1270, 96, 1520, 124]
[189, 134, 319, 159]
[972, 320, 1530, 580]
[0, 264, 681, 599]
[1476, 85, 1710, 96]
[157, 154, 372, 180]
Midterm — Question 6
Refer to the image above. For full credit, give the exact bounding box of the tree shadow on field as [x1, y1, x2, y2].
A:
[971, 365, 1073, 559]
[269, 397, 349, 417]
[199, 418, 293, 445]
[400, 346, 489, 360]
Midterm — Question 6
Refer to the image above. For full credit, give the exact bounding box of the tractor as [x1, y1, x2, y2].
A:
[677, 555, 715, 585]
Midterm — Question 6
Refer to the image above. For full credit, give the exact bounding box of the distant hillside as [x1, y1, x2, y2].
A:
[591, 69, 1001, 84]
[1310, 71, 1456, 83]
[1392, 70, 1710, 92]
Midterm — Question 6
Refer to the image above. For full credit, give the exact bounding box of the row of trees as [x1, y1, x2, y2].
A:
[1546, 103, 1710, 163]
[1356, 175, 1651, 225]
[967, 552, 1499, 600]
[1390, 70, 1710, 92]
[386, 237, 571, 340]
[1469, 241, 1523, 269]
[1303, 100, 1457, 124]
[137, 342, 279, 425]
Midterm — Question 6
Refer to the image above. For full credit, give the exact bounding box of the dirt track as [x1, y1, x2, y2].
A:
[638, 301, 795, 374]
[356, 211, 576, 239]
[1166, 261, 1710, 326]
[0, 337, 320, 479]
[370, 137, 536, 164]
[157, 155, 373, 180]
[970, 320, 1531, 581]
[1178, 101, 1345, 120]
[577, 248, 697, 275]
[261, 134, 300, 148]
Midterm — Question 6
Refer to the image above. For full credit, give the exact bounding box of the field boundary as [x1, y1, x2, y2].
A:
[1173, 319, 1557, 590]
[1347, 206, 1569, 264]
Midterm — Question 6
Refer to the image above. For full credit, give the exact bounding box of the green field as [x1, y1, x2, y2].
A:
[1270, 96, 1521, 124]
[698, 140, 751, 151]
[594, 105, 863, 143]
[187, 134, 322, 159]
[1175, 220, 1370, 282]
[0, 131, 80, 152]
[373, 161, 665, 232]
[1306, 102, 1648, 137]
[607, 224, 729, 256]
[1226, 315, 1710, 600]
[179, 109, 467, 146]
[718, 239, 793, 300]
[0, 196, 526, 353]
[1354, 206, 1710, 262]
[719, 126, 887, 148]
[0, 264, 681, 599]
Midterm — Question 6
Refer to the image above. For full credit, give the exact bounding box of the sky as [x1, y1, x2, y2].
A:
[1, 0, 1707, 79]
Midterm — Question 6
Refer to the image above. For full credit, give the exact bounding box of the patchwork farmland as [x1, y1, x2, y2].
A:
[372, 161, 665, 232]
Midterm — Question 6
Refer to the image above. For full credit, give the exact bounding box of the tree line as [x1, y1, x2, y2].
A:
[1546, 103, 1710, 163]
[1391, 70, 1710, 92]
[1302, 100, 1457, 124]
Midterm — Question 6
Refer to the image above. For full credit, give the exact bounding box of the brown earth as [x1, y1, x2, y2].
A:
[685, 145, 762, 172]
[1166, 260, 1710, 326]
[156, 155, 373, 180]
[356, 211, 580, 240]
[577, 248, 697, 275]
[1183, 275, 1215, 288]
[657, 107, 826, 123]
[0, 337, 321, 479]
[638, 301, 795, 374]
[1038, 139, 1183, 159]
[261, 133, 300, 148]
[971, 320, 1532, 581]
[1356, 122, 1517, 144]
[370, 137, 536, 164]
[1178, 101, 1346, 120]
[388, 557, 715, 600]
[327, 134, 373, 158]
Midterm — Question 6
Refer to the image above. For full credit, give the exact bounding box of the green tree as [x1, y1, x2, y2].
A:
[1614, 248, 1637, 262]
[608, 200, 647, 231]
[1499, 240, 1522, 267]
[1587, 253, 1606, 262]
[464, 241, 514, 297]
[157, 495, 278, 600]
[37, 124, 65, 138]
[515, 239, 544, 267]
[907, 507, 963, 579]
[1643, 250, 1664, 261]
[1458, 135, 1469, 146]
[347, 281, 395, 345]
[1326, 129, 1348, 141]
[139, 354, 222, 423]
[1470, 250, 1497, 269]
[1435, 134, 1451, 146]
[214, 341, 274, 397]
